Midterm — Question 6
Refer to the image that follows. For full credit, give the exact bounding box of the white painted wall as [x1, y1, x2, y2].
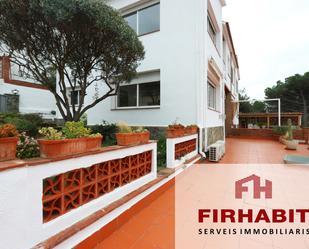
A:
[205, 0, 225, 131]
[0, 143, 157, 249]
[166, 134, 198, 168]
[0, 79, 57, 119]
[87, 0, 208, 127]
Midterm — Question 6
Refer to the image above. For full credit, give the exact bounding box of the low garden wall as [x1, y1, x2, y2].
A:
[228, 128, 309, 143]
[0, 142, 157, 249]
[166, 134, 198, 169]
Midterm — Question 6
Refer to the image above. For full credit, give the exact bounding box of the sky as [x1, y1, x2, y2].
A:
[223, 0, 309, 100]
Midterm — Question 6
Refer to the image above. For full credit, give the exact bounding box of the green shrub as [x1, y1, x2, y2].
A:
[116, 121, 132, 133]
[157, 137, 166, 169]
[62, 121, 92, 139]
[90, 121, 117, 146]
[17, 132, 40, 159]
[39, 122, 101, 140]
[273, 126, 289, 135]
[39, 127, 63, 140]
[0, 113, 43, 137]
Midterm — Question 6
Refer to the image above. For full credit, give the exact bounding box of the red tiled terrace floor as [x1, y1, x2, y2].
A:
[94, 138, 309, 249]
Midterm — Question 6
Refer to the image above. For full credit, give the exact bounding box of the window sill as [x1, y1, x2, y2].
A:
[208, 107, 220, 113]
[138, 30, 160, 38]
[112, 106, 160, 111]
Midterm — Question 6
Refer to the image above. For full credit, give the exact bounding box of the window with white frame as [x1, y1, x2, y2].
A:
[69, 89, 83, 106]
[222, 37, 227, 64]
[207, 16, 216, 44]
[117, 81, 160, 108]
[124, 3, 160, 36]
[208, 82, 216, 110]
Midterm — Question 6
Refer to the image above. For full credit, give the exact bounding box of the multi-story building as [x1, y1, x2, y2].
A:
[79, 0, 240, 152]
[0, 56, 57, 119]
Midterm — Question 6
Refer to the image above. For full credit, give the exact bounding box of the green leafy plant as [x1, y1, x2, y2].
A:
[62, 121, 92, 139]
[132, 126, 148, 133]
[117, 122, 133, 133]
[39, 127, 63, 140]
[91, 121, 117, 146]
[39, 122, 101, 140]
[0, 124, 19, 138]
[168, 124, 185, 129]
[273, 126, 289, 136]
[186, 124, 198, 129]
[0, 113, 43, 137]
[157, 137, 166, 170]
[286, 118, 294, 140]
[16, 132, 40, 159]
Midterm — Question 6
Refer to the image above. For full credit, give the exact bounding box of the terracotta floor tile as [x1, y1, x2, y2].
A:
[93, 138, 309, 249]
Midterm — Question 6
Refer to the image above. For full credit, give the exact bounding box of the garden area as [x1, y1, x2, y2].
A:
[0, 113, 200, 171]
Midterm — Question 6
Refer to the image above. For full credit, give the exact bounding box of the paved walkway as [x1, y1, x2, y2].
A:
[95, 138, 309, 249]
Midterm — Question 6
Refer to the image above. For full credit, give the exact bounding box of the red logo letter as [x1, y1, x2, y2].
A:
[235, 174, 272, 199]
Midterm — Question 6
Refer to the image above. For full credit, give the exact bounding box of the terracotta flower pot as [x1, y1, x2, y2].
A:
[166, 128, 185, 138]
[185, 127, 198, 135]
[0, 137, 18, 161]
[116, 132, 148, 146]
[140, 131, 150, 144]
[38, 136, 103, 158]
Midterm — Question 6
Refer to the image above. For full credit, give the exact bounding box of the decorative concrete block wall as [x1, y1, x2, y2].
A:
[0, 143, 157, 249]
[166, 134, 198, 168]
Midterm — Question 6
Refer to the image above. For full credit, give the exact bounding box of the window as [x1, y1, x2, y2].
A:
[207, 16, 216, 44]
[117, 85, 137, 107]
[124, 13, 137, 33]
[70, 90, 83, 106]
[208, 82, 216, 109]
[222, 38, 227, 64]
[124, 3, 160, 36]
[139, 82, 160, 106]
[117, 81, 160, 108]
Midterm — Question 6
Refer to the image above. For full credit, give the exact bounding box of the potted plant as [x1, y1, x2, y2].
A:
[0, 124, 19, 161]
[38, 122, 103, 158]
[167, 123, 185, 138]
[185, 125, 198, 135]
[115, 122, 150, 146]
[273, 126, 288, 144]
[284, 119, 298, 150]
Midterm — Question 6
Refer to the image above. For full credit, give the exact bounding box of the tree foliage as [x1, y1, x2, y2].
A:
[265, 73, 309, 126]
[239, 89, 266, 113]
[0, 0, 145, 121]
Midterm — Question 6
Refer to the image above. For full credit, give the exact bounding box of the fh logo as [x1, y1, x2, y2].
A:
[235, 174, 272, 199]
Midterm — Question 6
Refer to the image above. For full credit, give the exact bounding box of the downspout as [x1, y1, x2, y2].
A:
[197, 0, 206, 158]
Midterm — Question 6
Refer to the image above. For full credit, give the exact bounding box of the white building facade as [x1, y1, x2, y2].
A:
[0, 56, 57, 119]
[71, 0, 240, 150]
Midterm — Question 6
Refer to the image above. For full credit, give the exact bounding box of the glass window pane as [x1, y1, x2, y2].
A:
[208, 83, 216, 109]
[138, 4, 160, 35]
[118, 85, 137, 107]
[139, 82, 160, 106]
[71, 91, 79, 105]
[208, 17, 216, 44]
[124, 13, 137, 33]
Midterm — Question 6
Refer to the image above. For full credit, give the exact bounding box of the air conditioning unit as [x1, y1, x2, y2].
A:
[216, 140, 226, 155]
[209, 141, 226, 162]
[209, 144, 222, 162]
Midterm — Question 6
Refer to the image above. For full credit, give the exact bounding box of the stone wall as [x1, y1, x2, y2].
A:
[207, 126, 224, 146]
